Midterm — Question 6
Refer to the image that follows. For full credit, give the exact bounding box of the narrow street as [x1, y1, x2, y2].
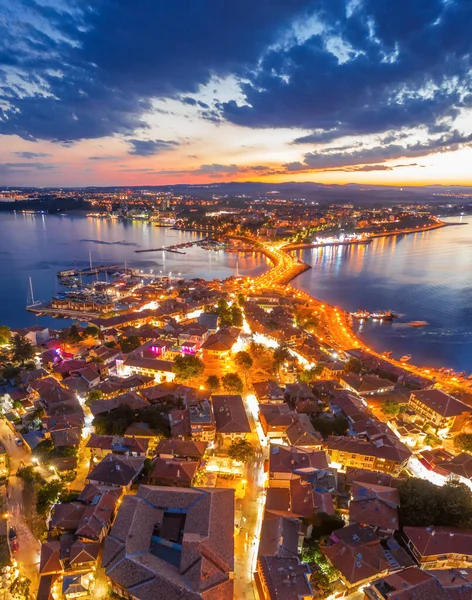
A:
[0, 419, 41, 593]
[233, 392, 267, 600]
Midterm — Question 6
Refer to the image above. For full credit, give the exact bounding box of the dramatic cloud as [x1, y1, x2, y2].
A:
[0, 0, 312, 142]
[127, 139, 180, 156]
[1, 0, 471, 181]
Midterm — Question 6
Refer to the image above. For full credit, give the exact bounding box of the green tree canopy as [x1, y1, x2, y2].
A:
[86, 388, 103, 406]
[0, 325, 11, 345]
[221, 372, 244, 394]
[311, 415, 349, 437]
[83, 325, 99, 338]
[173, 354, 205, 382]
[304, 511, 344, 539]
[344, 357, 362, 374]
[398, 478, 472, 528]
[454, 433, 472, 453]
[120, 336, 141, 354]
[234, 351, 253, 372]
[37, 480, 65, 515]
[381, 400, 405, 417]
[228, 438, 253, 462]
[12, 334, 35, 365]
[205, 375, 220, 394]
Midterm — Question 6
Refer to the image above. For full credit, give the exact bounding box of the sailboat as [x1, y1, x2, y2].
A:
[26, 277, 42, 308]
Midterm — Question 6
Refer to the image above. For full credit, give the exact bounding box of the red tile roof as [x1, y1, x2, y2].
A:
[403, 526, 472, 558]
[410, 390, 471, 417]
[212, 394, 251, 434]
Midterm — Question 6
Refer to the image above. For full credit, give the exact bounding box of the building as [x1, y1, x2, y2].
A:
[326, 435, 411, 475]
[365, 566, 472, 600]
[149, 457, 199, 487]
[189, 401, 216, 442]
[408, 390, 471, 433]
[118, 355, 175, 383]
[87, 454, 145, 491]
[403, 526, 472, 568]
[201, 326, 239, 358]
[340, 374, 396, 396]
[268, 444, 329, 486]
[256, 556, 313, 600]
[86, 434, 149, 459]
[349, 481, 400, 533]
[102, 485, 234, 600]
[212, 394, 251, 441]
[323, 524, 391, 590]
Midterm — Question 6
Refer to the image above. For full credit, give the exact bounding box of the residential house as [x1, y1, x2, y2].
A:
[349, 481, 400, 533]
[87, 454, 145, 491]
[253, 380, 286, 405]
[403, 526, 472, 568]
[201, 326, 240, 359]
[259, 404, 297, 439]
[340, 374, 396, 396]
[256, 556, 314, 600]
[268, 444, 329, 487]
[326, 435, 411, 475]
[212, 394, 251, 441]
[86, 434, 149, 459]
[189, 401, 216, 442]
[365, 566, 472, 600]
[285, 414, 323, 448]
[408, 390, 471, 433]
[149, 457, 199, 487]
[156, 439, 207, 460]
[323, 524, 391, 591]
[102, 485, 234, 600]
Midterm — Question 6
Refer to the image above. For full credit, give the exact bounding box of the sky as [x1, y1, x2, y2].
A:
[0, 0, 472, 188]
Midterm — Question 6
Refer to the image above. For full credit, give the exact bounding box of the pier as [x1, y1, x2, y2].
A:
[58, 265, 119, 278]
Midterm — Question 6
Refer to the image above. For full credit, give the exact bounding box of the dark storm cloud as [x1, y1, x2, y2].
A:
[222, 0, 472, 146]
[0, 0, 470, 171]
[0, 0, 312, 142]
[127, 139, 180, 156]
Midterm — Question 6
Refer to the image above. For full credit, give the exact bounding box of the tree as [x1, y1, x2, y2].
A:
[311, 415, 349, 437]
[344, 357, 362, 374]
[37, 480, 65, 515]
[1, 365, 21, 381]
[398, 478, 472, 528]
[83, 325, 99, 338]
[304, 511, 344, 539]
[228, 438, 254, 462]
[10, 576, 31, 600]
[120, 336, 141, 354]
[454, 433, 472, 453]
[234, 351, 253, 372]
[86, 388, 103, 406]
[11, 334, 35, 365]
[69, 324, 82, 341]
[237, 293, 245, 307]
[173, 354, 205, 382]
[206, 375, 220, 393]
[231, 305, 243, 327]
[381, 401, 405, 417]
[0, 325, 11, 345]
[299, 367, 318, 383]
[222, 372, 243, 394]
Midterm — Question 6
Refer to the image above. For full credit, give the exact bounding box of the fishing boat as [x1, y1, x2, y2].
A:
[408, 321, 428, 328]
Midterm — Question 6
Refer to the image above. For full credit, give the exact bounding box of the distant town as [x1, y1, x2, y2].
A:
[0, 190, 472, 600]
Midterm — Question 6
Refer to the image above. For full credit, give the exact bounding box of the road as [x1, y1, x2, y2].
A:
[0, 419, 41, 594]
[232, 391, 267, 600]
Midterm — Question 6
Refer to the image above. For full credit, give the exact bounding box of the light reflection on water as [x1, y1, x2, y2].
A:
[0, 213, 269, 329]
[291, 216, 472, 372]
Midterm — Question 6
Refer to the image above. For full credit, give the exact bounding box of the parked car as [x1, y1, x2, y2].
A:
[10, 539, 19, 553]
[8, 526, 17, 540]
[14, 438, 23, 446]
